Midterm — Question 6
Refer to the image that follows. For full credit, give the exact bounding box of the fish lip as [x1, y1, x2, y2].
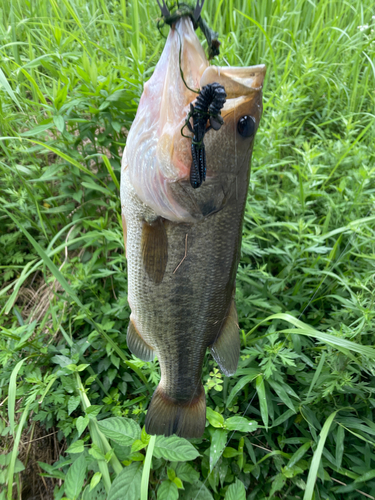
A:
[200, 64, 267, 98]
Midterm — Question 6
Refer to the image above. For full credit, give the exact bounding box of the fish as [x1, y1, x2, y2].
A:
[120, 15, 265, 438]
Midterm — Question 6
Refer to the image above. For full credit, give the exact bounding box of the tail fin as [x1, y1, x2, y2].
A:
[145, 384, 206, 438]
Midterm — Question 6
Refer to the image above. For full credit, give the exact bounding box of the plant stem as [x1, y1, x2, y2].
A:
[141, 435, 156, 500]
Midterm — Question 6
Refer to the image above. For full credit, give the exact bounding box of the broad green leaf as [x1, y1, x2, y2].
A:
[89, 445, 106, 461]
[268, 473, 286, 497]
[66, 440, 85, 454]
[206, 407, 224, 428]
[14, 459, 25, 473]
[97, 417, 141, 446]
[141, 427, 150, 445]
[256, 375, 268, 429]
[224, 479, 246, 500]
[174, 477, 184, 489]
[154, 435, 200, 462]
[283, 464, 304, 478]
[68, 396, 81, 415]
[131, 439, 146, 453]
[175, 463, 199, 484]
[108, 462, 142, 500]
[167, 468, 176, 481]
[76, 416, 90, 437]
[210, 429, 227, 472]
[225, 416, 258, 433]
[222, 447, 239, 458]
[53, 114, 65, 132]
[182, 480, 213, 500]
[90, 472, 102, 491]
[157, 480, 178, 500]
[86, 405, 103, 418]
[226, 370, 260, 408]
[82, 482, 106, 500]
[51, 355, 73, 367]
[65, 454, 87, 500]
[304, 411, 338, 500]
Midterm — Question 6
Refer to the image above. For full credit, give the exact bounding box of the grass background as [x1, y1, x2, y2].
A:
[0, 0, 375, 499]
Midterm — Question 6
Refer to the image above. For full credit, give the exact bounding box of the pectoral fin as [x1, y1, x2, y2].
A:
[127, 319, 155, 362]
[141, 218, 168, 284]
[210, 301, 240, 376]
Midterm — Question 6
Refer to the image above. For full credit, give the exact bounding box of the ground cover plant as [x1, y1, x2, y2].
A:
[0, 0, 375, 498]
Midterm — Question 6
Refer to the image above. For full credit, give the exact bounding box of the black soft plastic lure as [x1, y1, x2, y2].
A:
[183, 82, 227, 189]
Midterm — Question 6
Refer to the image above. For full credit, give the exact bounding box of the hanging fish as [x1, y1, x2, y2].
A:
[120, 3, 265, 438]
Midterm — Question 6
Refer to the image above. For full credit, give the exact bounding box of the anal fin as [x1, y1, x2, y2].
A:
[127, 319, 155, 362]
[210, 300, 240, 376]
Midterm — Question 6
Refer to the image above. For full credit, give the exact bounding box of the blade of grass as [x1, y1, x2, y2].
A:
[246, 313, 375, 359]
[303, 410, 339, 500]
[8, 358, 29, 436]
[7, 402, 31, 500]
[255, 375, 268, 430]
[0, 68, 22, 109]
[306, 351, 326, 399]
[75, 372, 122, 485]
[235, 9, 278, 86]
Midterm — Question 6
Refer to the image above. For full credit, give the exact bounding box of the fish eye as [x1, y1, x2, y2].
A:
[237, 115, 256, 138]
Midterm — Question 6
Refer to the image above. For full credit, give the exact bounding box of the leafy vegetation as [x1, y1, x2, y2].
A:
[1, 0, 375, 499]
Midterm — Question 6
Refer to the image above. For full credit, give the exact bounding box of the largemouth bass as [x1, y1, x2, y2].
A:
[120, 16, 265, 438]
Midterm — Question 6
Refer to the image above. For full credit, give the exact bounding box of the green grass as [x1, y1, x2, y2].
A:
[0, 0, 375, 499]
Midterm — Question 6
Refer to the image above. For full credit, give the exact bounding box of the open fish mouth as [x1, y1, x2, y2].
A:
[125, 17, 266, 222]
